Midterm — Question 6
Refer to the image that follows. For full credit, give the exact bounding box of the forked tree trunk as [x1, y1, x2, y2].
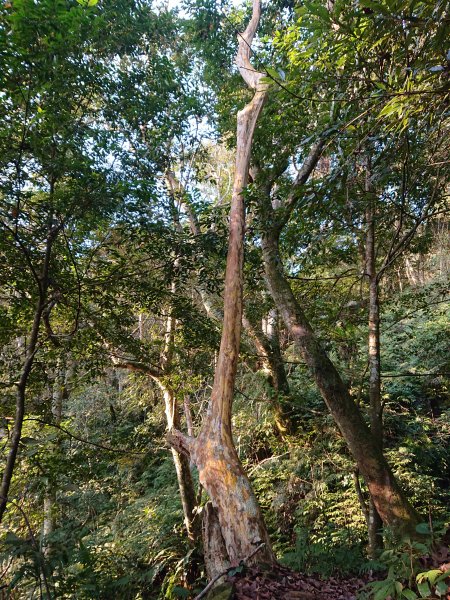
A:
[113, 304, 200, 543]
[169, 0, 275, 574]
[261, 229, 421, 538]
[158, 382, 199, 544]
[160, 284, 200, 544]
[166, 170, 292, 435]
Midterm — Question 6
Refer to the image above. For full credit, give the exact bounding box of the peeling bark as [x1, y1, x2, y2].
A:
[168, 0, 275, 571]
[166, 170, 292, 435]
[202, 502, 231, 581]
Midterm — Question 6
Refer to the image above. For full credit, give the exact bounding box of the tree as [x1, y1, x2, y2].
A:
[226, 0, 449, 540]
[0, 0, 192, 524]
[168, 0, 275, 576]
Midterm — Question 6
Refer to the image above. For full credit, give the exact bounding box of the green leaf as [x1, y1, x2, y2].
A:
[378, 101, 399, 118]
[415, 523, 431, 535]
[303, 0, 330, 21]
[402, 590, 418, 600]
[417, 581, 431, 598]
[171, 587, 190, 598]
[227, 565, 244, 576]
[265, 67, 280, 80]
[417, 570, 443, 585]
[435, 580, 448, 597]
[373, 580, 396, 600]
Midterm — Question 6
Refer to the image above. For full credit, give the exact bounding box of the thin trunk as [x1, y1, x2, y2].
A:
[0, 300, 42, 522]
[112, 356, 200, 543]
[183, 395, 195, 438]
[161, 288, 200, 544]
[163, 386, 200, 544]
[261, 229, 421, 537]
[265, 309, 290, 398]
[169, 0, 275, 573]
[42, 364, 66, 555]
[42, 496, 54, 542]
[0, 228, 56, 523]
[243, 311, 292, 436]
[365, 193, 384, 555]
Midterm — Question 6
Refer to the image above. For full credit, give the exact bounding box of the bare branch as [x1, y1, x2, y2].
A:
[236, 0, 265, 90]
[166, 429, 194, 457]
[274, 137, 327, 230]
[113, 359, 163, 381]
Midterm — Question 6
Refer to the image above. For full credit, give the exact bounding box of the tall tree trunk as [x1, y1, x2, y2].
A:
[165, 171, 292, 435]
[0, 299, 43, 523]
[42, 363, 67, 555]
[261, 228, 421, 538]
[0, 227, 58, 523]
[365, 184, 384, 555]
[169, 0, 275, 573]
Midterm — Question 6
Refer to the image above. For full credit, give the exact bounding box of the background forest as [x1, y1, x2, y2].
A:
[0, 0, 449, 598]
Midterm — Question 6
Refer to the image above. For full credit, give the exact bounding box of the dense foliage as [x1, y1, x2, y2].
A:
[0, 0, 448, 598]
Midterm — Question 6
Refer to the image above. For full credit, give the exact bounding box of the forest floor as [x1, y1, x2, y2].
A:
[208, 542, 450, 600]
[224, 564, 373, 599]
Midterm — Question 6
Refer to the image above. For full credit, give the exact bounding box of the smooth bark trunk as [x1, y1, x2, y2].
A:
[0, 228, 57, 523]
[160, 383, 200, 544]
[365, 196, 384, 555]
[42, 365, 65, 555]
[261, 230, 420, 537]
